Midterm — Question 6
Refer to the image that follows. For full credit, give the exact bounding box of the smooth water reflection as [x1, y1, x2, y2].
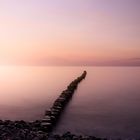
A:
[54, 67, 140, 139]
[0, 66, 84, 120]
[0, 66, 140, 139]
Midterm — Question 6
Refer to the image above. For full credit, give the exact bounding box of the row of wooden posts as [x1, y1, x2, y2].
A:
[40, 71, 87, 133]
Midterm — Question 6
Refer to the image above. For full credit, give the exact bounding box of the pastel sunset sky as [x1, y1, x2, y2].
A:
[0, 0, 140, 66]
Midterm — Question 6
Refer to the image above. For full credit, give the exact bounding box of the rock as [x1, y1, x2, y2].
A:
[45, 110, 52, 116]
[42, 118, 52, 123]
[0, 120, 3, 125]
[52, 105, 62, 111]
[0, 71, 89, 139]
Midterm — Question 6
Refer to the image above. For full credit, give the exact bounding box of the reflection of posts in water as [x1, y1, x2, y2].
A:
[41, 71, 87, 133]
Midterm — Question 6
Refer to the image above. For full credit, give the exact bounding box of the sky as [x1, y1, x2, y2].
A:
[0, 0, 140, 66]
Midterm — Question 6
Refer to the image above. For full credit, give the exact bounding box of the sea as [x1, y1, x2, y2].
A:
[0, 66, 140, 139]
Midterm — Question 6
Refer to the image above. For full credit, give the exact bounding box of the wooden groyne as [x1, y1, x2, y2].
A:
[40, 71, 87, 133]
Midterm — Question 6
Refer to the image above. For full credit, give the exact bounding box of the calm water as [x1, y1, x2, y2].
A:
[0, 66, 140, 139]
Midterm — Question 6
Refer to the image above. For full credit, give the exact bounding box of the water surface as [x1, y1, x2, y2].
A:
[0, 66, 140, 139]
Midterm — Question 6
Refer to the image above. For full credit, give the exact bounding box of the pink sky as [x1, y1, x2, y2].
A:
[0, 0, 140, 66]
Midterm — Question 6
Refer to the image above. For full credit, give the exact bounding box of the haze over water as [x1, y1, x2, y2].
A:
[0, 66, 140, 139]
[0, 1, 140, 139]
